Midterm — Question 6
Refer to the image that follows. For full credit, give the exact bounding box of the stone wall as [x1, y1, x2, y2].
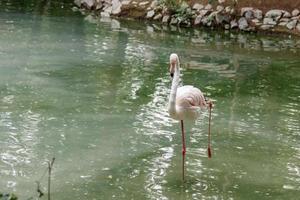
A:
[74, 0, 300, 36]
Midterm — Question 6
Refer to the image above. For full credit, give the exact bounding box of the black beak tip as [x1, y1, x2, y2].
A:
[170, 73, 174, 78]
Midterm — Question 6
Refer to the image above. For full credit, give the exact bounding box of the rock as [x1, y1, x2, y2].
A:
[230, 8, 236, 15]
[150, 0, 158, 8]
[244, 10, 253, 19]
[201, 16, 210, 26]
[260, 24, 274, 30]
[194, 15, 202, 25]
[122, 0, 131, 6]
[146, 10, 155, 18]
[280, 18, 290, 22]
[218, 0, 226, 3]
[95, 2, 103, 10]
[199, 9, 210, 17]
[263, 17, 277, 25]
[292, 9, 300, 17]
[278, 21, 288, 26]
[286, 20, 297, 29]
[291, 16, 300, 20]
[170, 17, 178, 25]
[253, 9, 263, 20]
[74, 0, 81, 7]
[265, 9, 283, 18]
[139, 1, 149, 7]
[111, 0, 121, 14]
[238, 17, 248, 30]
[241, 7, 253, 16]
[282, 11, 291, 18]
[153, 13, 162, 20]
[216, 13, 230, 24]
[103, 6, 112, 14]
[82, 0, 95, 9]
[296, 24, 300, 32]
[224, 24, 230, 29]
[216, 5, 224, 12]
[205, 4, 212, 10]
[251, 19, 261, 26]
[162, 15, 170, 23]
[230, 19, 238, 29]
[193, 3, 204, 10]
[225, 6, 231, 13]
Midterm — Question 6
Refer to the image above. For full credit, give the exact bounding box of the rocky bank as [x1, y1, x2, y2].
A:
[74, 0, 300, 36]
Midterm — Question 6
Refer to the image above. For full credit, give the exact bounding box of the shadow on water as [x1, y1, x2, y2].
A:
[0, 4, 300, 200]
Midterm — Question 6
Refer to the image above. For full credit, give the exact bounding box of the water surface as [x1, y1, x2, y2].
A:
[0, 2, 300, 199]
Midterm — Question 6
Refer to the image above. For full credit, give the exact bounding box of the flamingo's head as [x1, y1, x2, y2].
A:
[169, 53, 179, 78]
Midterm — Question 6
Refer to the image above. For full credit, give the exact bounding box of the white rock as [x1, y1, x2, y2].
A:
[193, 3, 204, 10]
[150, 0, 158, 8]
[153, 14, 162, 20]
[230, 19, 238, 29]
[244, 10, 253, 19]
[225, 6, 231, 13]
[170, 17, 178, 25]
[82, 0, 95, 9]
[286, 20, 297, 29]
[111, 0, 121, 14]
[218, 0, 226, 3]
[139, 1, 149, 6]
[216, 5, 224, 12]
[104, 5, 112, 14]
[296, 24, 300, 32]
[194, 15, 202, 25]
[265, 9, 283, 18]
[122, 0, 131, 5]
[162, 15, 170, 23]
[280, 18, 290, 22]
[263, 17, 277, 25]
[241, 7, 253, 16]
[205, 4, 212, 10]
[251, 19, 261, 26]
[260, 24, 273, 30]
[238, 17, 248, 30]
[74, 0, 81, 7]
[146, 10, 155, 18]
[278, 21, 288, 26]
[95, 3, 103, 10]
[199, 9, 210, 17]
[224, 24, 230, 29]
[253, 9, 263, 19]
[282, 11, 291, 18]
[292, 9, 300, 17]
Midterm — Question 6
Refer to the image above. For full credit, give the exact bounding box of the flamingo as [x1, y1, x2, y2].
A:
[167, 53, 212, 180]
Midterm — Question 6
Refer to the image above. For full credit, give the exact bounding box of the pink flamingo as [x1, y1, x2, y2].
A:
[168, 53, 212, 180]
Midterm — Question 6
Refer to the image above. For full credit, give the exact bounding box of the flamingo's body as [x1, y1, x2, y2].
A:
[167, 53, 211, 180]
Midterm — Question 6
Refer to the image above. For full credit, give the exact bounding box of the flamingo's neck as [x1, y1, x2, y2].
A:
[168, 61, 180, 116]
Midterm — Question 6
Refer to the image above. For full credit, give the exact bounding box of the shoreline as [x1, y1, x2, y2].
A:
[74, 0, 300, 37]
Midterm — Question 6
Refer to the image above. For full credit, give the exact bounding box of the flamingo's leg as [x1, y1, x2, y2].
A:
[181, 120, 186, 181]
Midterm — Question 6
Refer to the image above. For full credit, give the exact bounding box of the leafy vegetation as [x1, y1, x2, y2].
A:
[0, 193, 18, 200]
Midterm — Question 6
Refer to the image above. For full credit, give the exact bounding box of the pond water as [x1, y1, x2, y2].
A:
[0, 1, 300, 199]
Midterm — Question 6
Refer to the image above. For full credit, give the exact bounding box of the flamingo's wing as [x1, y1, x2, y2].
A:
[176, 85, 206, 108]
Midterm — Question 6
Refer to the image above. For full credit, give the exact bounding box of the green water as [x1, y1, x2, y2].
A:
[1, 1, 300, 199]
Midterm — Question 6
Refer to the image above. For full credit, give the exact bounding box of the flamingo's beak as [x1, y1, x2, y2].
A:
[170, 72, 174, 78]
